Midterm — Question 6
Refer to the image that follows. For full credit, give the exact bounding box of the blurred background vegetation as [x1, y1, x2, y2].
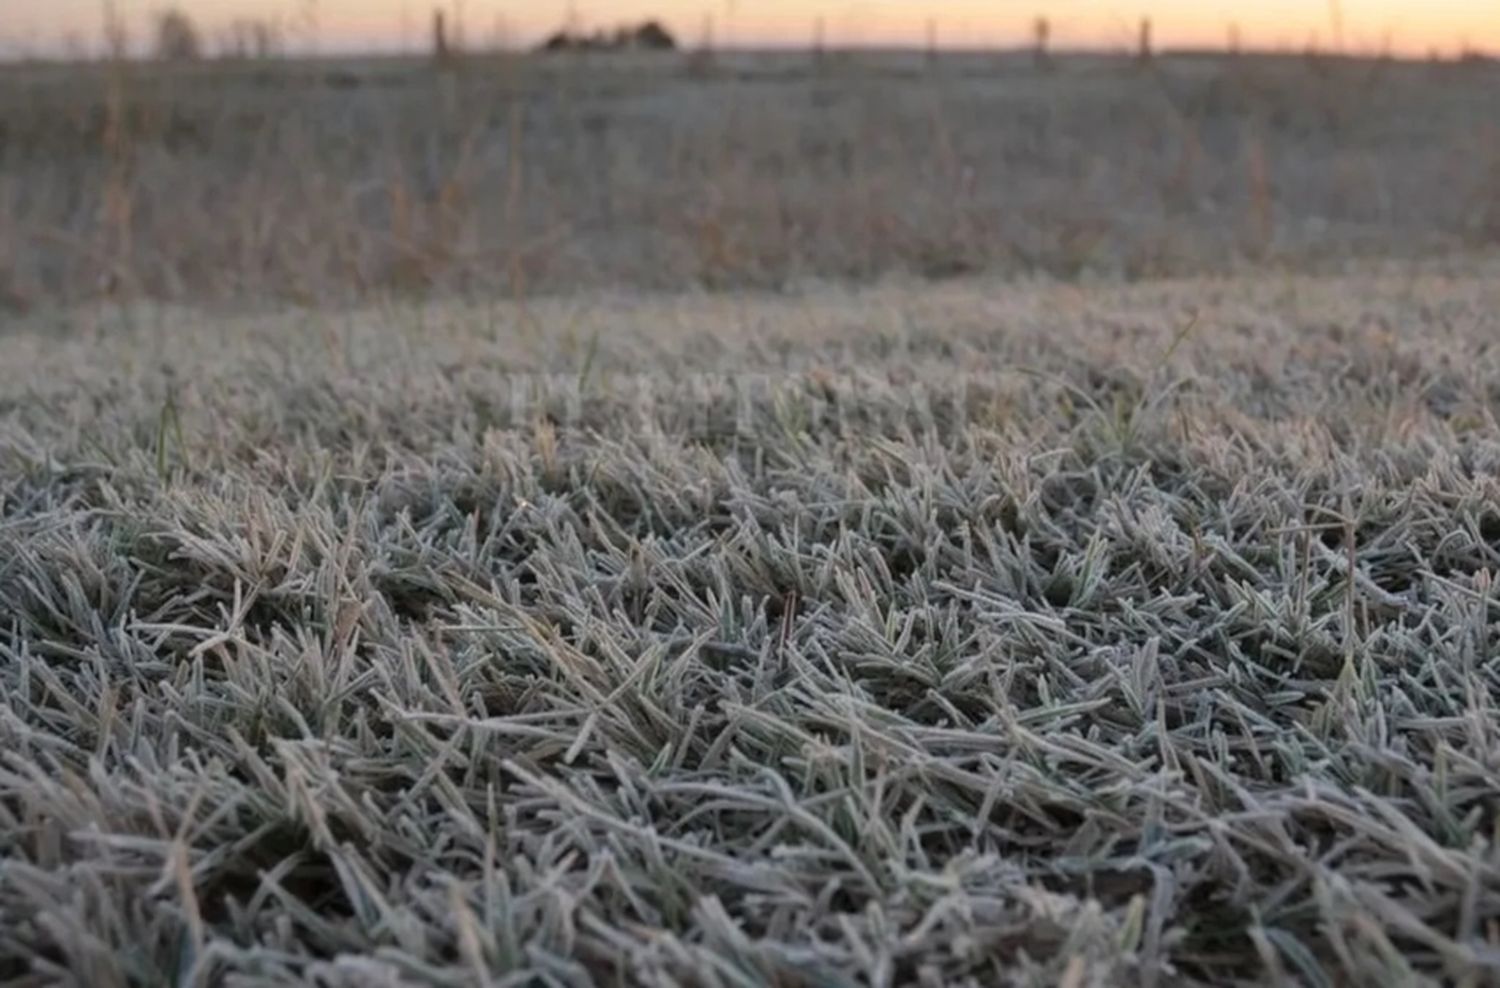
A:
[1, 14, 1498, 312]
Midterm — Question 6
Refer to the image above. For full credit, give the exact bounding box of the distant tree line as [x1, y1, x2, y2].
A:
[539, 21, 676, 54]
[143, 7, 284, 61]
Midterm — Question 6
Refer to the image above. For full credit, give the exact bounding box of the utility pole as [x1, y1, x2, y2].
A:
[432, 8, 449, 63]
[1327, 0, 1345, 52]
[1032, 16, 1051, 71]
[687, 12, 716, 76]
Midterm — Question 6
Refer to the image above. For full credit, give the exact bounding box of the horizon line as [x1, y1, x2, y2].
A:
[3, 15, 1497, 62]
[3, 38, 1496, 63]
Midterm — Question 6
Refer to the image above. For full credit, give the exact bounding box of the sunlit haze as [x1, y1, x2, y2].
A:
[2, 0, 1497, 57]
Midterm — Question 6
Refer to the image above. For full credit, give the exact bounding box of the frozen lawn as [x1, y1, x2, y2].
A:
[3, 266, 1500, 984]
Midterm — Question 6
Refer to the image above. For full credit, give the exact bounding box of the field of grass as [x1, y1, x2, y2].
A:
[2, 50, 1499, 308]
[4, 263, 1500, 984]
[6, 43, 1500, 987]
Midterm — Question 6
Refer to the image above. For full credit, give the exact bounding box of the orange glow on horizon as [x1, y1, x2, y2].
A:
[3, 0, 1497, 57]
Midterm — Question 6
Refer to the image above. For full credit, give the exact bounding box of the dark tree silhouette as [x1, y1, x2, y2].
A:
[153, 8, 202, 61]
[538, 19, 677, 53]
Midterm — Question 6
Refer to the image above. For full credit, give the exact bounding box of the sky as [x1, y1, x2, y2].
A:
[2, 0, 1497, 57]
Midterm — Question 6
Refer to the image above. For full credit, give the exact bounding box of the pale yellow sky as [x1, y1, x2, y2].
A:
[3, 0, 1496, 56]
